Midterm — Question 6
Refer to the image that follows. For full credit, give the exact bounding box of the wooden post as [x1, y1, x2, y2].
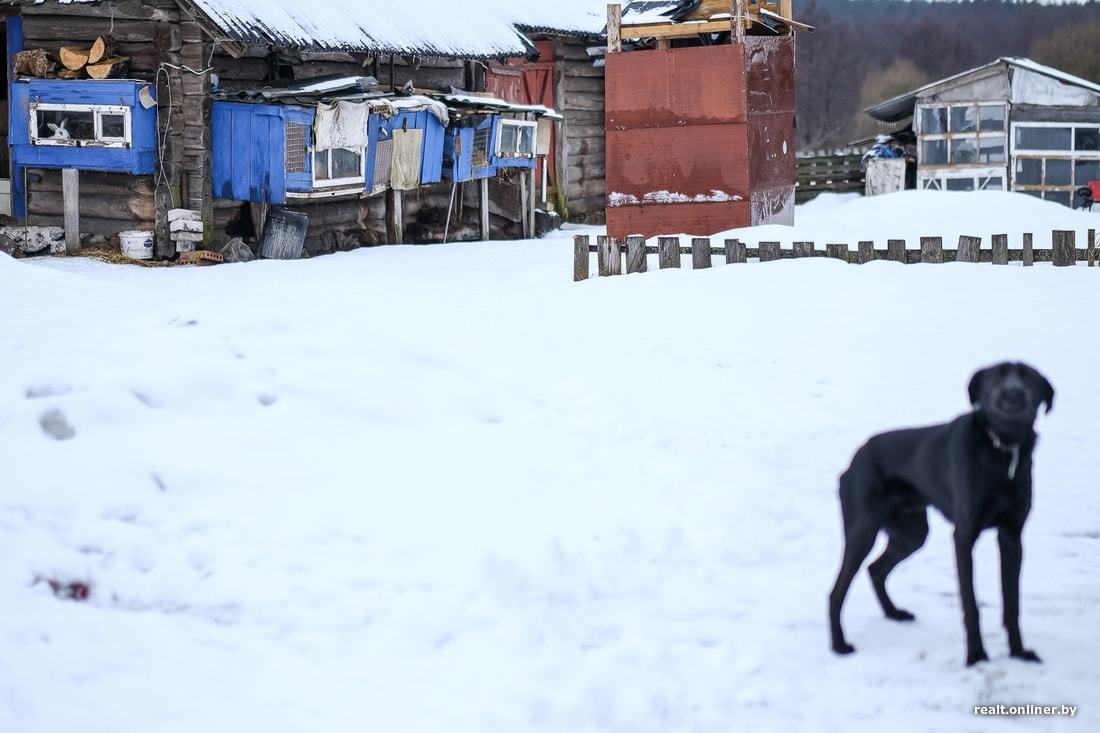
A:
[1052, 229, 1075, 267]
[658, 236, 680, 269]
[920, 236, 943, 263]
[386, 189, 404, 244]
[608, 238, 622, 275]
[573, 235, 589, 281]
[691, 237, 712, 269]
[1088, 228, 1096, 267]
[857, 241, 874, 264]
[724, 238, 746, 264]
[62, 168, 80, 255]
[759, 242, 780, 262]
[597, 235, 610, 276]
[957, 235, 981, 263]
[607, 4, 622, 53]
[1023, 233, 1034, 267]
[626, 235, 647, 273]
[518, 170, 529, 238]
[793, 241, 815, 258]
[730, 0, 746, 44]
[886, 239, 905, 263]
[479, 177, 490, 241]
[826, 243, 849, 262]
[529, 168, 538, 238]
[991, 233, 1008, 265]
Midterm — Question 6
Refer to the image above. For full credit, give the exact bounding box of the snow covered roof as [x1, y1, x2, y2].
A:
[865, 57, 1100, 123]
[497, 0, 608, 37]
[181, 0, 533, 59]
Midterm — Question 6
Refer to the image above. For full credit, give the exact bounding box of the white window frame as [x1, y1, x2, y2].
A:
[29, 102, 132, 148]
[311, 145, 365, 190]
[917, 166, 1006, 192]
[494, 119, 537, 159]
[1010, 121, 1100, 203]
[916, 101, 1007, 168]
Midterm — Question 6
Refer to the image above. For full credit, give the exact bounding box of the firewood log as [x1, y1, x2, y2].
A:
[88, 35, 114, 65]
[57, 68, 87, 80]
[59, 46, 91, 71]
[86, 56, 131, 80]
[13, 49, 57, 78]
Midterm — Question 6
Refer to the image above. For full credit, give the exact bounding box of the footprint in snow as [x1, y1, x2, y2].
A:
[39, 408, 75, 441]
[25, 384, 71, 399]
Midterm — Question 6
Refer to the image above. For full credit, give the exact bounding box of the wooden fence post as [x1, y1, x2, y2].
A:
[857, 241, 874, 264]
[826, 243, 849, 261]
[658, 236, 681, 269]
[991, 234, 1008, 265]
[1023, 233, 1034, 267]
[957, 235, 981, 263]
[626, 235, 647, 274]
[724, 238, 746, 264]
[920, 236, 943, 263]
[793, 241, 815, 258]
[1052, 230, 1075, 267]
[887, 239, 905, 263]
[608, 237, 622, 275]
[573, 235, 589, 281]
[692, 237, 712, 269]
[1088, 228, 1096, 267]
[63, 168, 80, 255]
[597, 235, 610, 276]
[759, 241, 780, 262]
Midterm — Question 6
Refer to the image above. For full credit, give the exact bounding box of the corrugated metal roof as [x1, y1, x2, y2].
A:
[506, 0, 609, 37]
[185, 0, 532, 58]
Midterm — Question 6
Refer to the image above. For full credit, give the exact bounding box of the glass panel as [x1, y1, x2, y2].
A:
[1074, 159, 1100, 186]
[950, 138, 976, 164]
[1045, 159, 1071, 185]
[980, 176, 1004, 190]
[100, 113, 126, 139]
[1022, 189, 1043, 199]
[978, 136, 1005, 163]
[921, 178, 940, 190]
[946, 177, 974, 191]
[500, 124, 518, 155]
[950, 105, 977, 133]
[1044, 190, 1072, 207]
[1016, 126, 1071, 150]
[979, 105, 1005, 132]
[313, 149, 330, 180]
[1074, 127, 1100, 152]
[518, 126, 535, 155]
[1016, 158, 1042, 185]
[920, 106, 947, 135]
[36, 109, 95, 141]
[330, 148, 362, 179]
[922, 139, 948, 165]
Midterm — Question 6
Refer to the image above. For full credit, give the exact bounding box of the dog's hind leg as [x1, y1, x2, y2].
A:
[868, 503, 929, 621]
[829, 520, 879, 655]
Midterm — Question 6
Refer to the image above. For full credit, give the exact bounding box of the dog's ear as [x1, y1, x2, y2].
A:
[1023, 365, 1055, 413]
[967, 367, 989, 408]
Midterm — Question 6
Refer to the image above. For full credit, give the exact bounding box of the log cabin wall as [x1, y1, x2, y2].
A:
[554, 37, 605, 224]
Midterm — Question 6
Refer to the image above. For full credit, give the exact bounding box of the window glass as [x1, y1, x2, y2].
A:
[518, 126, 535, 155]
[978, 136, 1005, 163]
[921, 178, 941, 190]
[950, 138, 976, 164]
[1074, 127, 1100, 152]
[946, 177, 974, 191]
[331, 148, 362, 179]
[100, 113, 126, 139]
[922, 139, 948, 165]
[313, 150, 331, 180]
[1022, 189, 1043, 199]
[1016, 158, 1042, 185]
[1045, 159, 1071, 185]
[950, 105, 977, 133]
[980, 176, 1004, 190]
[921, 106, 947, 134]
[1044, 190, 1072, 207]
[500, 124, 518, 154]
[1016, 126, 1071, 150]
[1074, 159, 1100, 186]
[36, 109, 95, 141]
[979, 105, 1005, 132]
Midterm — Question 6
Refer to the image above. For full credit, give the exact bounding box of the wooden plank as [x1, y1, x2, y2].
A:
[759, 241, 780, 262]
[479, 177, 490, 241]
[1052, 230, 1075, 267]
[528, 168, 537, 239]
[991, 234, 1008, 265]
[518, 171, 529, 238]
[607, 3, 622, 53]
[620, 18, 740, 40]
[857, 241, 874, 264]
[920, 236, 943, 263]
[886, 239, 905, 263]
[608, 238, 623, 275]
[1023, 233, 1034, 267]
[692, 237, 712, 269]
[386, 188, 404, 244]
[826, 243, 849, 262]
[724, 238, 746, 264]
[732, 0, 746, 43]
[62, 169, 80, 255]
[574, 234, 590, 281]
[1088, 228, 1096, 267]
[957, 235, 981, 263]
[658, 236, 680, 269]
[626, 235, 647, 273]
[793, 241, 815, 258]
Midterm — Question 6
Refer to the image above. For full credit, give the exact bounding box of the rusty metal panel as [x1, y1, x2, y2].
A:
[744, 37, 795, 115]
[607, 201, 751, 239]
[746, 36, 795, 226]
[606, 125, 750, 201]
[606, 44, 747, 130]
[748, 112, 795, 190]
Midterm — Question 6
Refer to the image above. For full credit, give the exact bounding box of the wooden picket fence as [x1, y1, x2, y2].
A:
[573, 229, 1098, 281]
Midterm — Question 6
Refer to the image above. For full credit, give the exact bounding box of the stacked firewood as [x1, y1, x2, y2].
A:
[13, 36, 129, 80]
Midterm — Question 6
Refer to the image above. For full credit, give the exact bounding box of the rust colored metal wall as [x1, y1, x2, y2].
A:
[605, 38, 796, 238]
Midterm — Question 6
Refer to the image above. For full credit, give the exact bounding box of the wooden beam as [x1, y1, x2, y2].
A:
[607, 4, 622, 53]
[731, 0, 746, 44]
[620, 19, 738, 41]
[62, 169, 80, 255]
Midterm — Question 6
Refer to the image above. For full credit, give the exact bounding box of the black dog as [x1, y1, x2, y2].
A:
[828, 362, 1054, 665]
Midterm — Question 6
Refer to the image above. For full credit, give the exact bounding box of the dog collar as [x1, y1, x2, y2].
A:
[984, 426, 1021, 481]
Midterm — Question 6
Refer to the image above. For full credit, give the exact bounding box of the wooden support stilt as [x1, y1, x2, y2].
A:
[479, 177, 490, 241]
[62, 168, 79, 255]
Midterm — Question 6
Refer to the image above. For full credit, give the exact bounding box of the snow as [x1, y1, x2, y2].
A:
[502, 0, 608, 35]
[3, 191, 1100, 731]
[609, 190, 742, 206]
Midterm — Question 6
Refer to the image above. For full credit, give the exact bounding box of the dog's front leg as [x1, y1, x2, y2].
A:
[998, 525, 1041, 662]
[954, 527, 988, 665]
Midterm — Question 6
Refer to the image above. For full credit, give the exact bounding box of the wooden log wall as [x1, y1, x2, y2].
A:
[554, 37, 605, 224]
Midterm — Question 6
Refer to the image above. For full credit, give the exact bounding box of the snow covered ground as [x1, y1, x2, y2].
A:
[2, 191, 1098, 732]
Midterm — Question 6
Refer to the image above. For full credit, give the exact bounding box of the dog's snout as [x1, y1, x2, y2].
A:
[1003, 385, 1026, 404]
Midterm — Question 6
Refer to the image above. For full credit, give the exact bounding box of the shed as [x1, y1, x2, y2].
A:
[864, 57, 1100, 207]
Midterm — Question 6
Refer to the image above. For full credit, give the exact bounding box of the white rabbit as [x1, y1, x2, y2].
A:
[46, 118, 70, 140]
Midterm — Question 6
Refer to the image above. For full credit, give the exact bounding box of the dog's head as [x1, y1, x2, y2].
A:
[968, 362, 1054, 439]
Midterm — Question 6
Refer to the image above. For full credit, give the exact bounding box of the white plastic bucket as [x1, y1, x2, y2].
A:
[119, 230, 155, 260]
